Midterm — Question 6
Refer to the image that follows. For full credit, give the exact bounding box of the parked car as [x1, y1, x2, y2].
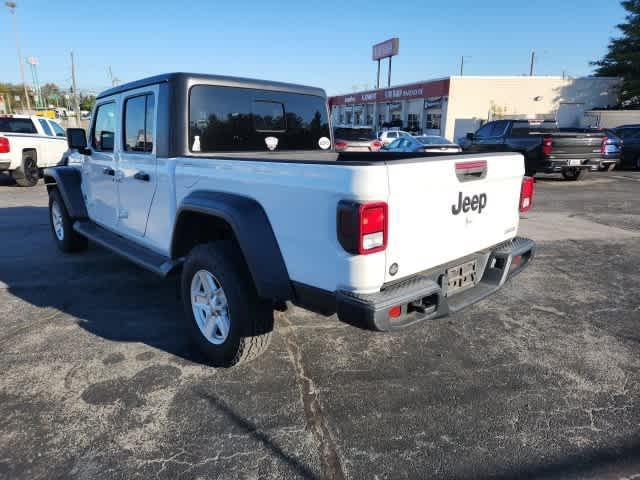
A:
[45, 72, 535, 368]
[334, 127, 383, 152]
[0, 114, 67, 186]
[378, 129, 412, 146]
[612, 124, 640, 169]
[382, 135, 462, 153]
[463, 120, 620, 180]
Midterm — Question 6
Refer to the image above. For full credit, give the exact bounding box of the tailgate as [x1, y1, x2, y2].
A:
[548, 133, 603, 158]
[384, 153, 523, 283]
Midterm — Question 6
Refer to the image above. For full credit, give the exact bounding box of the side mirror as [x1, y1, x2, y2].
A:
[67, 128, 87, 150]
[100, 131, 114, 151]
[466, 132, 475, 140]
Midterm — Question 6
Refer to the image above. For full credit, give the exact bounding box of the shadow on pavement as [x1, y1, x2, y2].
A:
[0, 205, 213, 367]
[471, 436, 640, 480]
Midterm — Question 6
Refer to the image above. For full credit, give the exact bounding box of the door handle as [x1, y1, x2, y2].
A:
[134, 171, 150, 182]
[103, 167, 115, 176]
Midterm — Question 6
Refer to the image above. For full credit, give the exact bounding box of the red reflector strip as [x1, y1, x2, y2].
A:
[456, 160, 487, 170]
[388, 305, 402, 318]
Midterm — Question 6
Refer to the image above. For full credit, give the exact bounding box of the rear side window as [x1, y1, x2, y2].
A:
[0, 117, 37, 134]
[92, 102, 116, 151]
[511, 122, 557, 136]
[49, 121, 66, 137]
[123, 94, 155, 153]
[189, 85, 330, 152]
[38, 118, 53, 136]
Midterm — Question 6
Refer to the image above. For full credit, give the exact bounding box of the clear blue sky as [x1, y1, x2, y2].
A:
[0, 0, 626, 96]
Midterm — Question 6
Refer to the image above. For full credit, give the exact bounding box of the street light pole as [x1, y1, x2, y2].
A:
[5, 2, 31, 111]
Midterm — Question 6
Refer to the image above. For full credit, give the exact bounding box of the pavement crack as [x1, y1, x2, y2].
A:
[279, 313, 345, 480]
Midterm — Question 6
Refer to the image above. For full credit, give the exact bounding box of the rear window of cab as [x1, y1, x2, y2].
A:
[188, 85, 330, 153]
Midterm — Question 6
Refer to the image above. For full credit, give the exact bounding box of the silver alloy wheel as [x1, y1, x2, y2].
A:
[190, 269, 230, 345]
[51, 200, 65, 241]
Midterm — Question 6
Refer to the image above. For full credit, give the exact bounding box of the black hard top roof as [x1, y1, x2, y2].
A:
[96, 72, 326, 99]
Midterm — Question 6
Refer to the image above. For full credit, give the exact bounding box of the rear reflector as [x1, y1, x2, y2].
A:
[371, 140, 383, 151]
[542, 136, 553, 155]
[335, 140, 348, 150]
[388, 305, 402, 318]
[337, 201, 388, 255]
[520, 176, 535, 212]
[455, 160, 487, 170]
[0, 137, 9, 154]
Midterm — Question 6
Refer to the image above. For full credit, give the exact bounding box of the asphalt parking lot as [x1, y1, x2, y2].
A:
[1, 171, 639, 480]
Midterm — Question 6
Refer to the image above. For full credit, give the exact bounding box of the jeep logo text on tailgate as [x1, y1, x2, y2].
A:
[452, 192, 487, 215]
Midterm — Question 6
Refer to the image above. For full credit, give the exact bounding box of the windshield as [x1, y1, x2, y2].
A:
[416, 136, 453, 145]
[334, 128, 377, 141]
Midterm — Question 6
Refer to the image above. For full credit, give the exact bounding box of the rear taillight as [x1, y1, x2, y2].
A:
[371, 140, 383, 151]
[0, 137, 9, 154]
[600, 136, 610, 154]
[337, 201, 388, 255]
[542, 136, 553, 156]
[335, 140, 348, 150]
[520, 176, 535, 213]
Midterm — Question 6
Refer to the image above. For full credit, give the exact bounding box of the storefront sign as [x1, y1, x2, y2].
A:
[424, 97, 443, 109]
[330, 79, 450, 107]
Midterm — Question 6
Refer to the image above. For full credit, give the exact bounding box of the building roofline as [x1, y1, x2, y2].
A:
[329, 75, 620, 98]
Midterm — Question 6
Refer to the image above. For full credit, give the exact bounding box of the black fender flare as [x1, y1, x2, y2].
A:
[171, 191, 292, 301]
[43, 166, 88, 220]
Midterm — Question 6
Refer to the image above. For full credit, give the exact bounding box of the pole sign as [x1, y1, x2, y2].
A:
[372, 38, 399, 61]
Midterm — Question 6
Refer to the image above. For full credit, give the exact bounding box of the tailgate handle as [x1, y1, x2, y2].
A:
[455, 160, 487, 182]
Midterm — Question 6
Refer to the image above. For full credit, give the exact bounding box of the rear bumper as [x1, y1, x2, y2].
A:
[0, 161, 10, 172]
[336, 237, 536, 331]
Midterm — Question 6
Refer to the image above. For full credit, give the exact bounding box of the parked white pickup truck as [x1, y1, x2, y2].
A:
[0, 114, 68, 186]
[44, 73, 535, 367]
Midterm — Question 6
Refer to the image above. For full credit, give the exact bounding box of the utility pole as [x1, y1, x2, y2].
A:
[387, 56, 392, 87]
[376, 59, 381, 89]
[5, 2, 31, 111]
[70, 51, 81, 125]
[460, 56, 465, 76]
[529, 50, 536, 76]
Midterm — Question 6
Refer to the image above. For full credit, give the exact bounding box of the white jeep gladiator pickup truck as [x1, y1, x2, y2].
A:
[44, 73, 536, 367]
[0, 114, 68, 186]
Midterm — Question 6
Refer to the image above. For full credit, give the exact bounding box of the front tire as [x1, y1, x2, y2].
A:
[13, 154, 39, 187]
[181, 241, 274, 367]
[48, 189, 88, 252]
[562, 167, 588, 181]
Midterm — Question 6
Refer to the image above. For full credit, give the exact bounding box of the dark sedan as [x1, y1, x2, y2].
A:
[612, 125, 640, 169]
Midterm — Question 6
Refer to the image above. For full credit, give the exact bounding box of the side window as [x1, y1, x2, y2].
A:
[92, 102, 116, 151]
[388, 139, 402, 149]
[49, 121, 66, 137]
[475, 122, 493, 139]
[123, 94, 155, 153]
[388, 132, 397, 139]
[38, 118, 53, 136]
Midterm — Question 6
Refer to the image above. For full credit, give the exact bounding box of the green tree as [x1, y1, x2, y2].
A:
[592, 0, 640, 106]
[79, 94, 96, 112]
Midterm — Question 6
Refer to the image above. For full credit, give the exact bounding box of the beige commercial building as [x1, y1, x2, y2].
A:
[329, 76, 620, 142]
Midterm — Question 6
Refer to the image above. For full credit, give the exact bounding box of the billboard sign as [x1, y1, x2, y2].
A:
[372, 38, 399, 61]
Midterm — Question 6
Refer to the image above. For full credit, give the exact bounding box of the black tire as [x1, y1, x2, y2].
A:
[606, 163, 616, 172]
[48, 188, 88, 253]
[636, 156, 640, 170]
[562, 167, 588, 181]
[13, 154, 39, 187]
[181, 241, 274, 367]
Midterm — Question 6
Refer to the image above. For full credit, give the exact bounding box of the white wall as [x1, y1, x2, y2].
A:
[444, 76, 620, 141]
